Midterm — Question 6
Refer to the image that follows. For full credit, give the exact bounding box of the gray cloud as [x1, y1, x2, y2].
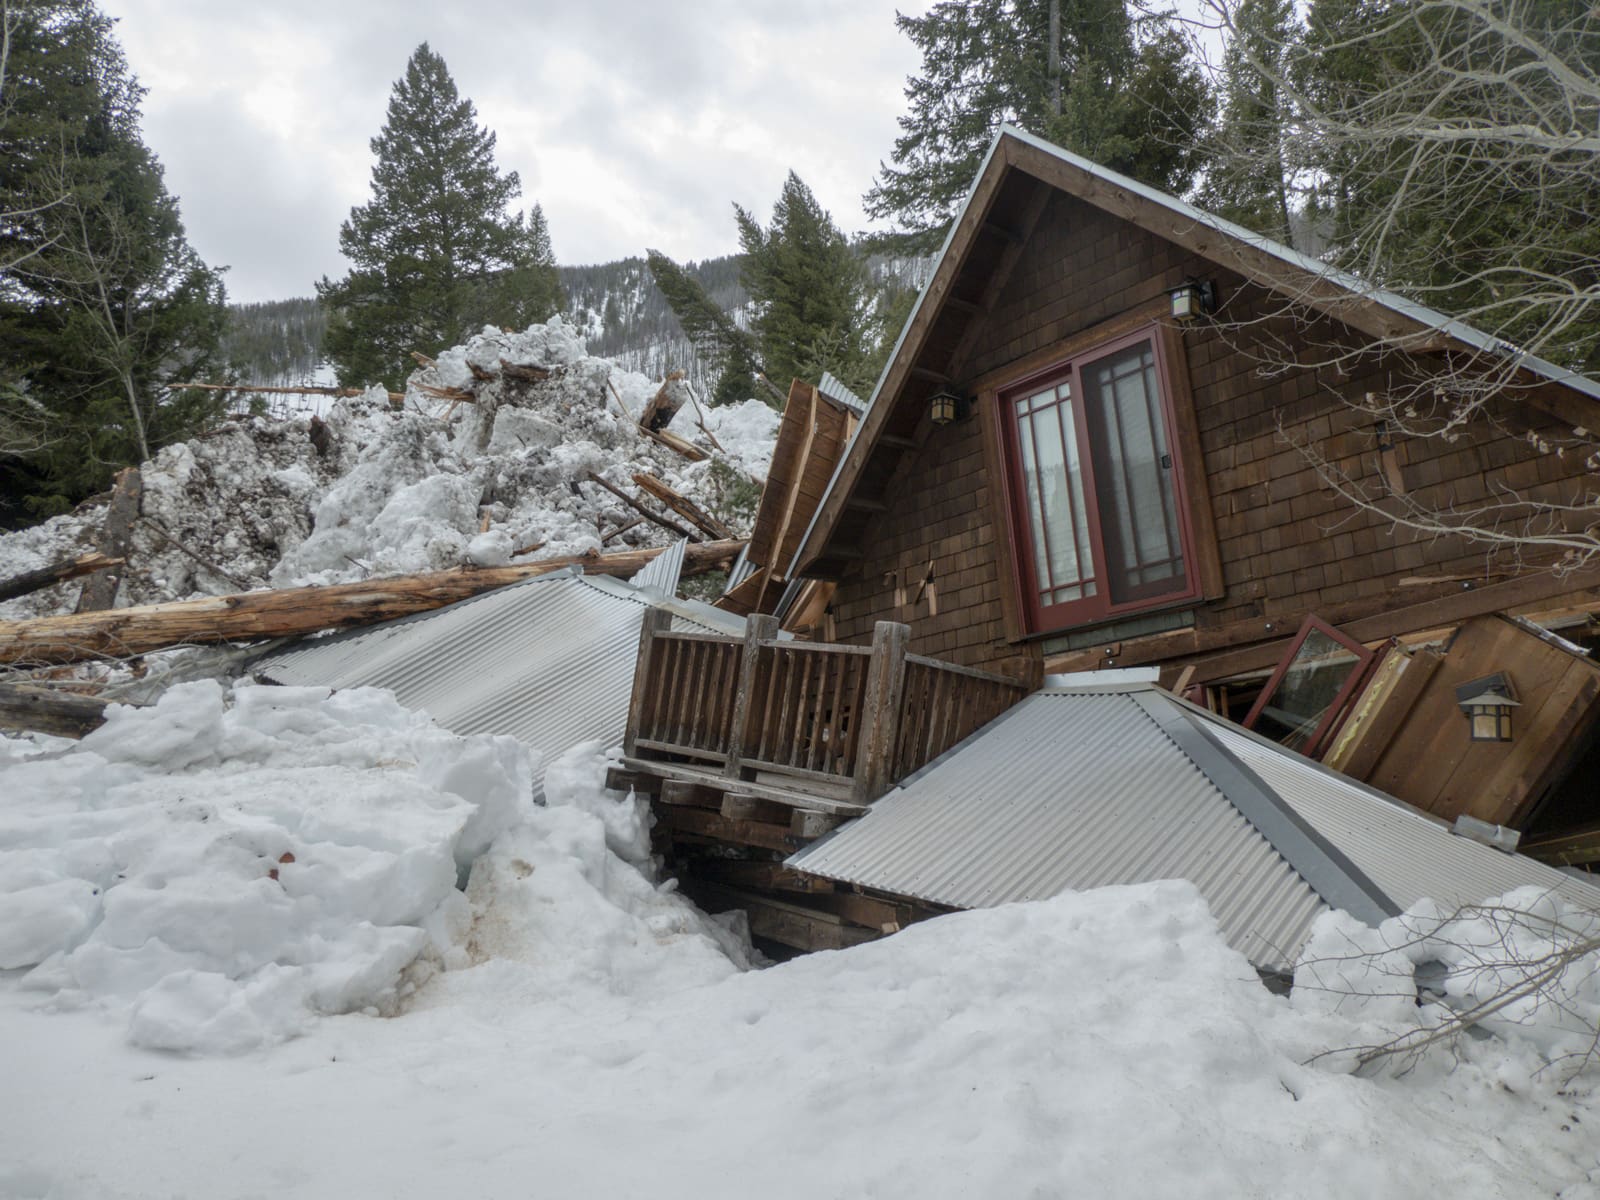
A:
[99, 0, 928, 302]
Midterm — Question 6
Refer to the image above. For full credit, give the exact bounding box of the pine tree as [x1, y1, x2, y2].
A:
[736, 172, 877, 396]
[865, 0, 1214, 248]
[0, 0, 229, 521]
[645, 249, 762, 406]
[317, 43, 561, 390]
[1201, 0, 1297, 244]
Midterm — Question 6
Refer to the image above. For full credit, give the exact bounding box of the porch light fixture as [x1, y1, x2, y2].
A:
[1169, 279, 1217, 322]
[929, 387, 971, 426]
[1455, 673, 1519, 742]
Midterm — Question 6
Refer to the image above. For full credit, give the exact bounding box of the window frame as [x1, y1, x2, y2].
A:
[982, 318, 1214, 636]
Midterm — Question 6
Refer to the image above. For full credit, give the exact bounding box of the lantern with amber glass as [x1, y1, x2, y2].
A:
[1455, 674, 1519, 742]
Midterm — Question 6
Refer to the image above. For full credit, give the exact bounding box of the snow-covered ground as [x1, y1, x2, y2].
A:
[2, 683, 1599, 1199]
[0, 317, 777, 619]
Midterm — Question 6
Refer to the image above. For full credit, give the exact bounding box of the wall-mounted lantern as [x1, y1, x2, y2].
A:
[1169, 279, 1217, 322]
[1455, 673, 1519, 742]
[929, 388, 971, 426]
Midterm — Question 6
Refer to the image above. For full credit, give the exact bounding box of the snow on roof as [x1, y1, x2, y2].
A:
[788, 682, 1600, 972]
[253, 569, 746, 793]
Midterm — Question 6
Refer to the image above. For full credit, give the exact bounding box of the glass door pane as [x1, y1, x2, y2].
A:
[1080, 340, 1185, 604]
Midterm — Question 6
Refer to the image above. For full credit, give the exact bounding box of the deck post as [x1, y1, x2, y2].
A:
[853, 621, 911, 804]
[624, 606, 672, 757]
[725, 613, 780, 779]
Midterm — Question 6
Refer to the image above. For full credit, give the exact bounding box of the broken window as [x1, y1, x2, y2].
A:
[1244, 616, 1381, 758]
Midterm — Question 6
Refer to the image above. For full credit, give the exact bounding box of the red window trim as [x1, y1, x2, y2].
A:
[991, 323, 1205, 634]
[1242, 615, 1386, 759]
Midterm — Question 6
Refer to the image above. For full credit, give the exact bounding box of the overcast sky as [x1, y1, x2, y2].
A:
[95, 1, 934, 305]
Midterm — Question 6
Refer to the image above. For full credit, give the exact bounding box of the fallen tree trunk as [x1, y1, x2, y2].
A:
[169, 381, 407, 405]
[0, 683, 115, 738]
[0, 539, 746, 668]
[0, 551, 126, 604]
[632, 472, 734, 540]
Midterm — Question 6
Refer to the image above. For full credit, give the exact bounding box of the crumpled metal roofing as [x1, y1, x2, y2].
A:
[788, 683, 1600, 971]
[253, 569, 745, 789]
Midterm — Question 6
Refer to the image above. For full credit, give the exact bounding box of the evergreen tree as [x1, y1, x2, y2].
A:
[1201, 0, 1297, 244]
[0, 0, 229, 521]
[736, 172, 877, 397]
[317, 43, 561, 390]
[1292, 0, 1600, 370]
[645, 249, 762, 406]
[865, 0, 1214, 248]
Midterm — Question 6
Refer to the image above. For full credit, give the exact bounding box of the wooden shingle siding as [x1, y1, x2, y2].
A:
[825, 192, 1596, 673]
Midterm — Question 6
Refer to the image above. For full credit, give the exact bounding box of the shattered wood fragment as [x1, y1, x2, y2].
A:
[0, 551, 126, 605]
[409, 351, 437, 369]
[604, 377, 634, 419]
[600, 517, 646, 545]
[76, 467, 141, 614]
[583, 471, 698, 540]
[468, 363, 496, 381]
[511, 538, 548, 558]
[640, 371, 689, 432]
[414, 383, 475, 403]
[632, 473, 733, 540]
[639, 424, 708, 461]
[308, 415, 334, 457]
[501, 360, 552, 384]
[0, 683, 116, 739]
[0, 539, 746, 667]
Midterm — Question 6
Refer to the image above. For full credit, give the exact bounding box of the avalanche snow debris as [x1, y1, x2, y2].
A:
[0, 316, 777, 620]
[0, 679, 534, 1053]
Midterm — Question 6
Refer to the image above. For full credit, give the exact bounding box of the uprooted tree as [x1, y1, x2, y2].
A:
[1198, 0, 1600, 569]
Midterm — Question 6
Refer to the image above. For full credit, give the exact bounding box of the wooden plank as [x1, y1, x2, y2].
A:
[1, 539, 746, 668]
[1520, 821, 1600, 867]
[721, 792, 792, 823]
[685, 859, 837, 895]
[680, 881, 879, 952]
[603, 767, 660, 796]
[621, 755, 870, 817]
[660, 780, 723, 809]
[1325, 647, 1442, 778]
[789, 809, 839, 840]
[803, 890, 914, 932]
[0, 684, 116, 739]
[76, 467, 141, 613]
[655, 805, 797, 853]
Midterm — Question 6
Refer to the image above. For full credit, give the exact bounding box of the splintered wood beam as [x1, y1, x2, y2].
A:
[501, 360, 552, 383]
[640, 424, 709, 462]
[76, 467, 141, 614]
[583, 470, 698, 541]
[0, 551, 126, 604]
[0, 539, 746, 667]
[0, 684, 118, 739]
[680, 880, 880, 951]
[632, 472, 734, 540]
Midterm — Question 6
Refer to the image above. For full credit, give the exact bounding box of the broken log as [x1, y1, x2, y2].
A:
[0, 683, 115, 739]
[0, 539, 746, 667]
[501, 360, 552, 384]
[639, 425, 709, 462]
[640, 372, 689, 432]
[632, 473, 734, 541]
[169, 381, 407, 405]
[583, 471, 698, 541]
[0, 551, 126, 604]
[76, 467, 141, 614]
[409, 351, 437, 370]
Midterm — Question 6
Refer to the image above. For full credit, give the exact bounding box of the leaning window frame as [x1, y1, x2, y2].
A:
[981, 318, 1213, 637]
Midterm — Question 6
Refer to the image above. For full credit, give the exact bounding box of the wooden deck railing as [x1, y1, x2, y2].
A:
[626, 612, 1030, 804]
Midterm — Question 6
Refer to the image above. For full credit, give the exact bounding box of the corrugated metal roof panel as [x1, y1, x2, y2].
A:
[817, 371, 866, 414]
[629, 537, 686, 595]
[789, 690, 1329, 972]
[254, 570, 744, 788]
[1201, 717, 1600, 914]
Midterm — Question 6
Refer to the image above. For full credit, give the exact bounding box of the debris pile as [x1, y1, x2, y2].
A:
[0, 317, 778, 622]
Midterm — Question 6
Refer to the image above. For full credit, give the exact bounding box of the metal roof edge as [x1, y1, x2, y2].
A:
[1128, 689, 1399, 926]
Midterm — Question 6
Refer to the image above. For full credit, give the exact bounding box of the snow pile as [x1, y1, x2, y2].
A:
[1294, 890, 1600, 1070]
[0, 680, 533, 1053]
[4, 876, 1597, 1198]
[0, 316, 778, 617]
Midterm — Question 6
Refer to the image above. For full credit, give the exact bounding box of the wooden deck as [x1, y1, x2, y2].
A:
[616, 612, 1030, 952]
